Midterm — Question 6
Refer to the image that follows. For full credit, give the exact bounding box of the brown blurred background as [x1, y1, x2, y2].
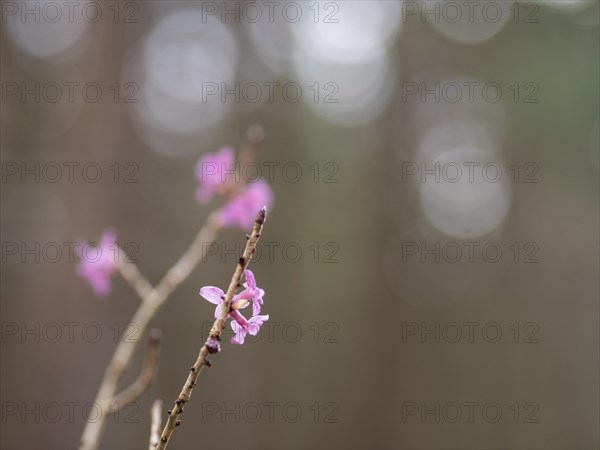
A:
[1, 1, 599, 449]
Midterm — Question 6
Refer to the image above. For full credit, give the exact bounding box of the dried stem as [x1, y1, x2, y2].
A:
[156, 207, 267, 450]
[105, 329, 161, 410]
[79, 214, 222, 450]
[149, 399, 163, 450]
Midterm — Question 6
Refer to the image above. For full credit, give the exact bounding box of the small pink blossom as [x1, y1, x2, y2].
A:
[199, 270, 269, 345]
[237, 269, 265, 316]
[195, 147, 235, 203]
[76, 228, 117, 296]
[217, 180, 273, 229]
[200, 270, 264, 318]
[230, 313, 269, 345]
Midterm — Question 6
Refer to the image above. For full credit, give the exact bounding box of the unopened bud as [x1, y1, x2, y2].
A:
[206, 337, 220, 354]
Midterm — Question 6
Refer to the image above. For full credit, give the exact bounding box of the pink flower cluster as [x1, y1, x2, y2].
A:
[195, 147, 274, 230]
[76, 145, 274, 299]
[199, 269, 269, 345]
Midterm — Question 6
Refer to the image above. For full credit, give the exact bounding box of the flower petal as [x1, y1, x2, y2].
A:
[244, 269, 256, 288]
[231, 332, 245, 345]
[217, 180, 274, 229]
[252, 302, 260, 316]
[230, 320, 247, 345]
[249, 314, 269, 324]
[199, 286, 224, 305]
[230, 320, 242, 334]
[247, 314, 269, 335]
[247, 323, 260, 335]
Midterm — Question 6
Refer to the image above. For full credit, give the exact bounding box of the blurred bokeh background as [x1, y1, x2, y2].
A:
[1, 1, 599, 449]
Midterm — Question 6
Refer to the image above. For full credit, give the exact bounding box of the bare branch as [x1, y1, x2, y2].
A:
[115, 249, 154, 299]
[156, 207, 267, 450]
[238, 124, 265, 170]
[105, 329, 161, 411]
[149, 399, 163, 450]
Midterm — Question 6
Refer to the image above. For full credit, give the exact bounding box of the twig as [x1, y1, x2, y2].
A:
[105, 329, 161, 411]
[115, 249, 154, 299]
[238, 124, 265, 170]
[156, 207, 267, 450]
[79, 214, 222, 450]
[149, 399, 163, 450]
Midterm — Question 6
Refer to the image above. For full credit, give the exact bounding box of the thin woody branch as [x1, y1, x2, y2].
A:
[149, 399, 163, 450]
[79, 215, 222, 450]
[115, 249, 154, 300]
[158, 213, 221, 295]
[238, 124, 265, 170]
[223, 125, 265, 198]
[105, 329, 161, 411]
[156, 207, 267, 450]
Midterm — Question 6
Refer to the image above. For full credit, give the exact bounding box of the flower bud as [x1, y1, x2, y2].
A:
[206, 337, 221, 354]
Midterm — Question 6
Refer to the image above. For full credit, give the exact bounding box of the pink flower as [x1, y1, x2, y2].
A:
[230, 314, 269, 345]
[199, 270, 263, 317]
[199, 286, 235, 319]
[236, 270, 265, 316]
[199, 270, 269, 345]
[76, 228, 117, 296]
[195, 147, 235, 203]
[217, 180, 273, 229]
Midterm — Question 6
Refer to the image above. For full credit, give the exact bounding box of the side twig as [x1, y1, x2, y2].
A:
[149, 399, 163, 450]
[156, 207, 267, 450]
[105, 329, 161, 411]
[115, 249, 154, 299]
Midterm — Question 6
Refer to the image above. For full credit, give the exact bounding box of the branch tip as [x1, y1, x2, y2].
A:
[257, 207, 267, 224]
[149, 328, 162, 343]
[149, 399, 162, 450]
[246, 124, 265, 145]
